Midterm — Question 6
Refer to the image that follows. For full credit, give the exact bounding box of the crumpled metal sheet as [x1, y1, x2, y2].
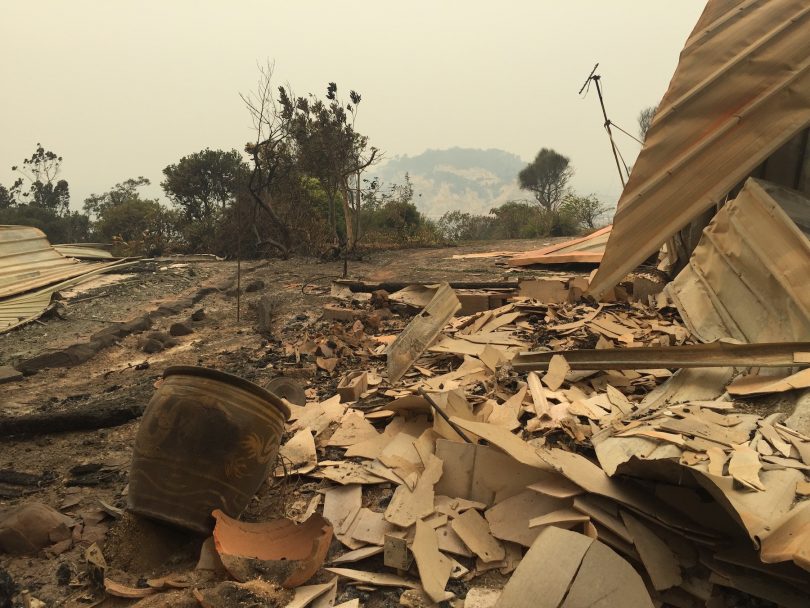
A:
[589, 0, 810, 296]
[666, 178, 810, 343]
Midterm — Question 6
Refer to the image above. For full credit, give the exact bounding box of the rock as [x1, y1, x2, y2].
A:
[191, 309, 206, 322]
[140, 339, 164, 354]
[145, 332, 178, 348]
[0, 568, 16, 608]
[169, 323, 194, 337]
[0, 502, 75, 555]
[370, 289, 390, 308]
[0, 367, 22, 385]
[245, 279, 265, 293]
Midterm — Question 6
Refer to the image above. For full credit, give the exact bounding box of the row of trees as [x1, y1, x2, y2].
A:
[0, 141, 607, 254]
[2, 64, 627, 255]
[0, 145, 253, 255]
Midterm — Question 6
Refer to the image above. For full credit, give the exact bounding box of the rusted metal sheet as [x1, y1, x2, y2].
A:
[589, 0, 810, 297]
[508, 225, 611, 267]
[666, 179, 810, 343]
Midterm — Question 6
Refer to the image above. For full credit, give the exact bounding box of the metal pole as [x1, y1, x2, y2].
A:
[593, 76, 626, 188]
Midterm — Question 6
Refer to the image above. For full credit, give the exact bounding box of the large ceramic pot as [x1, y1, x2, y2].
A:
[128, 366, 290, 533]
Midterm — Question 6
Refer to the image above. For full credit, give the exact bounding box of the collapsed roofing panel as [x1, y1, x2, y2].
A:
[53, 243, 114, 260]
[0, 225, 136, 333]
[0, 225, 96, 298]
[666, 179, 810, 343]
[589, 0, 810, 297]
[507, 225, 611, 267]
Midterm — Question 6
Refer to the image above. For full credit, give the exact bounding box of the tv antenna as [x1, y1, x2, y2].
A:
[579, 63, 641, 189]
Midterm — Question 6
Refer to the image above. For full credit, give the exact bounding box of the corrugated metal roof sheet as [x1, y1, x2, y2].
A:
[589, 0, 810, 297]
[0, 225, 138, 333]
[53, 244, 114, 260]
[508, 225, 611, 267]
[665, 178, 810, 343]
[0, 225, 89, 298]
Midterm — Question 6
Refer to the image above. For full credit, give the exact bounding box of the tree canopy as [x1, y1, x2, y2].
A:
[517, 148, 573, 211]
[9, 144, 71, 214]
[161, 149, 248, 223]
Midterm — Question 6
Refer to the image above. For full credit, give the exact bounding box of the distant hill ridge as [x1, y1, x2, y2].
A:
[372, 147, 527, 217]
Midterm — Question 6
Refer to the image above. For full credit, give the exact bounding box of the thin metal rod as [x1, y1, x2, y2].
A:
[417, 387, 474, 444]
[236, 204, 242, 323]
[593, 76, 627, 188]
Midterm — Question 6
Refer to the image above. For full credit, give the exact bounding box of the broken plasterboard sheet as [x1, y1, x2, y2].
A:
[560, 535, 654, 608]
[691, 467, 804, 543]
[384, 454, 443, 527]
[485, 490, 569, 547]
[494, 526, 594, 608]
[450, 508, 505, 563]
[387, 283, 461, 383]
[620, 511, 682, 591]
[434, 439, 548, 507]
[727, 368, 810, 397]
[757, 501, 810, 572]
[450, 418, 550, 470]
[412, 519, 454, 603]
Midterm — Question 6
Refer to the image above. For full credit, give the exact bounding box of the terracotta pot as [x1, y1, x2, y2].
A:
[128, 366, 290, 534]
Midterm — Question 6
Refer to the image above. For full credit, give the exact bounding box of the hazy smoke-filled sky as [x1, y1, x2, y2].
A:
[1, 1, 706, 209]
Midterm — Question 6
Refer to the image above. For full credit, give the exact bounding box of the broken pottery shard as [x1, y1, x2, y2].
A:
[104, 579, 156, 599]
[212, 510, 332, 587]
[387, 283, 461, 383]
[450, 508, 505, 563]
[412, 519, 454, 603]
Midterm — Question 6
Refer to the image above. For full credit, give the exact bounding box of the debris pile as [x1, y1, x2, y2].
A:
[258, 289, 810, 606]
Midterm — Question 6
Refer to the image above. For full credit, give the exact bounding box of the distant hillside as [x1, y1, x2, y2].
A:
[371, 148, 527, 218]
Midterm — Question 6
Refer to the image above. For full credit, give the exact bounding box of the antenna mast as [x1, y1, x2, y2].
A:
[579, 63, 629, 188]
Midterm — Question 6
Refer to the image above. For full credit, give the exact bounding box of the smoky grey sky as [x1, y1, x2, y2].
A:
[1, 1, 706, 209]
